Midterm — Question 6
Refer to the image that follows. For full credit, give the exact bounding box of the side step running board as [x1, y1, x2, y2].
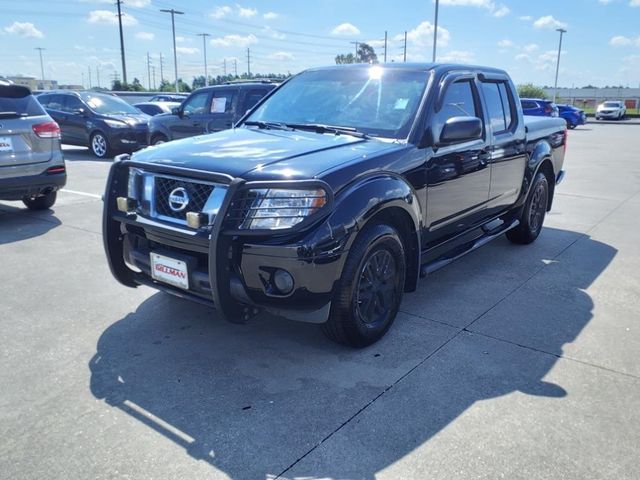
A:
[420, 219, 520, 277]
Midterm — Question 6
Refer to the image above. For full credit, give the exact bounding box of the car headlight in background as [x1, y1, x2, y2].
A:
[240, 188, 328, 230]
[105, 119, 129, 129]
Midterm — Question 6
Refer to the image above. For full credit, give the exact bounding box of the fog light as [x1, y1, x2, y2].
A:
[186, 212, 207, 228]
[116, 196, 137, 213]
[273, 269, 294, 294]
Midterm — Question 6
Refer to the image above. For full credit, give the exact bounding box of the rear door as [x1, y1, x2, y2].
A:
[0, 86, 54, 168]
[170, 90, 212, 140]
[205, 88, 237, 132]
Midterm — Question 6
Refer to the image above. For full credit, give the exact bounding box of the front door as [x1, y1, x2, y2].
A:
[170, 90, 212, 140]
[61, 95, 90, 145]
[426, 77, 491, 241]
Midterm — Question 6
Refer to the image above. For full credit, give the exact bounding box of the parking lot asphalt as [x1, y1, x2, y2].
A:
[1, 124, 639, 480]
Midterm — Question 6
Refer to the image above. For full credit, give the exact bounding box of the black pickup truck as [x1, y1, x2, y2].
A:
[103, 64, 566, 347]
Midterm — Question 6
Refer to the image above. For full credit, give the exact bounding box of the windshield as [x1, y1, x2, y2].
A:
[80, 93, 140, 115]
[245, 67, 429, 139]
[603, 102, 620, 108]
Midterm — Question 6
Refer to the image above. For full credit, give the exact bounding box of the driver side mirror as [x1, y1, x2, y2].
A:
[172, 106, 183, 118]
[73, 108, 86, 116]
[437, 116, 483, 146]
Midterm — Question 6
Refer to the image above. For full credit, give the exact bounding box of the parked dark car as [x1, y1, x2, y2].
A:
[134, 102, 181, 117]
[0, 84, 66, 209]
[149, 94, 188, 103]
[37, 91, 150, 159]
[147, 83, 276, 145]
[520, 98, 559, 118]
[104, 64, 567, 347]
[557, 104, 586, 129]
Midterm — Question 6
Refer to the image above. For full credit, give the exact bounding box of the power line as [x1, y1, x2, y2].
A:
[160, 8, 185, 93]
[116, 0, 128, 84]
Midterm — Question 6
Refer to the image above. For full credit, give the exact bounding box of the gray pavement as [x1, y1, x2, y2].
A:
[1, 125, 639, 480]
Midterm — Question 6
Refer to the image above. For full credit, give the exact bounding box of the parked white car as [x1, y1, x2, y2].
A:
[596, 101, 626, 120]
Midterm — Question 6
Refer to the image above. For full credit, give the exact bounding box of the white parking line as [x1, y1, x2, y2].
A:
[61, 189, 102, 199]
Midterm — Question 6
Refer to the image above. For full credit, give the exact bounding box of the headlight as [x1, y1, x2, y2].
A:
[240, 188, 328, 230]
[105, 119, 129, 129]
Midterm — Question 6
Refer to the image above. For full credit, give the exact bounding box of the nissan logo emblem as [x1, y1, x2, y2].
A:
[168, 187, 190, 212]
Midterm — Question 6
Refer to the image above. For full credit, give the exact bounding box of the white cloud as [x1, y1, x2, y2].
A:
[263, 26, 286, 40]
[610, 35, 632, 46]
[631, 0, 640, 6]
[176, 46, 199, 55]
[515, 53, 531, 61]
[440, 0, 509, 17]
[331, 23, 361, 36]
[263, 11, 278, 19]
[135, 31, 154, 41]
[269, 51, 294, 61]
[523, 43, 539, 52]
[237, 5, 258, 17]
[394, 21, 450, 48]
[126, 0, 150, 6]
[493, 5, 510, 17]
[88, 10, 138, 26]
[3, 21, 43, 38]
[438, 50, 475, 63]
[210, 5, 232, 19]
[498, 39, 514, 48]
[210, 33, 257, 47]
[533, 15, 568, 30]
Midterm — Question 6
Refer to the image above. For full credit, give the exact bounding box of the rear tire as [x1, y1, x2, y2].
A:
[506, 172, 549, 245]
[322, 223, 406, 348]
[23, 191, 57, 210]
[90, 131, 112, 159]
[151, 134, 168, 146]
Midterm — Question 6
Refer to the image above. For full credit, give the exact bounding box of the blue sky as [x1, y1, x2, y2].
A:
[1, 0, 640, 88]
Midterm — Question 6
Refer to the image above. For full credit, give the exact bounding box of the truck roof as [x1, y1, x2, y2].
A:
[306, 63, 509, 76]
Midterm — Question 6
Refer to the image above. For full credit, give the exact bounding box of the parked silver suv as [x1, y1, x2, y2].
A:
[0, 84, 66, 209]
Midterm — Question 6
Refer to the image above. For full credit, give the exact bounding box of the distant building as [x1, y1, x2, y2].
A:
[6, 76, 58, 91]
[59, 84, 84, 90]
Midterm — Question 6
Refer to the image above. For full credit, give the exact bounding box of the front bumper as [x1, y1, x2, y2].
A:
[110, 127, 149, 152]
[103, 160, 343, 324]
[596, 111, 621, 118]
[0, 169, 66, 201]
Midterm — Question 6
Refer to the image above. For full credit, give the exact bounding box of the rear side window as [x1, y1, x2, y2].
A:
[243, 89, 269, 111]
[521, 100, 537, 110]
[481, 81, 515, 133]
[435, 80, 479, 138]
[40, 94, 65, 111]
[0, 87, 45, 117]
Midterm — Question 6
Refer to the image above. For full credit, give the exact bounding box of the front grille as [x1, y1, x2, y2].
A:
[224, 190, 259, 229]
[154, 176, 214, 221]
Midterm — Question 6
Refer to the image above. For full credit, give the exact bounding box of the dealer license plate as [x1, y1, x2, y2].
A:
[0, 136, 13, 152]
[150, 252, 189, 290]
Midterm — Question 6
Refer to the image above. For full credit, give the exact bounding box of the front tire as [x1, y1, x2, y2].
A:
[90, 132, 112, 159]
[23, 191, 57, 210]
[506, 172, 549, 245]
[151, 134, 168, 146]
[322, 223, 406, 348]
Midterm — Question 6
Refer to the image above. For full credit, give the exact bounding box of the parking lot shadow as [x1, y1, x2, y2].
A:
[89, 229, 616, 479]
[0, 205, 61, 245]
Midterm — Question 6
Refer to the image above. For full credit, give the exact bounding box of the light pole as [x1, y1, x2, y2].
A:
[35, 47, 45, 81]
[432, 0, 439, 62]
[160, 8, 184, 93]
[197, 33, 210, 86]
[553, 28, 567, 103]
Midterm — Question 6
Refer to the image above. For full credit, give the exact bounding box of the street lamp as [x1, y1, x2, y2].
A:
[160, 8, 184, 93]
[553, 28, 567, 103]
[432, 0, 439, 62]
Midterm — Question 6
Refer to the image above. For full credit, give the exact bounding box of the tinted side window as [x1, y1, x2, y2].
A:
[243, 89, 268, 111]
[481, 82, 505, 132]
[63, 95, 85, 113]
[43, 94, 65, 111]
[498, 83, 513, 129]
[435, 80, 478, 139]
[210, 90, 236, 114]
[182, 92, 210, 116]
[521, 101, 537, 110]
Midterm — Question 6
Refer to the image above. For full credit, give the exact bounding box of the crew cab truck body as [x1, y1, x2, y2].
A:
[103, 64, 566, 347]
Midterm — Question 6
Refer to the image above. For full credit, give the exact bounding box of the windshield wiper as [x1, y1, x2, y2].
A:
[244, 120, 292, 131]
[284, 123, 369, 139]
[0, 111, 28, 119]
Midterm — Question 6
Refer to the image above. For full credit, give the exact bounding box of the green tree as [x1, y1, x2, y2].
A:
[335, 43, 378, 65]
[130, 78, 145, 92]
[335, 53, 356, 64]
[517, 83, 547, 99]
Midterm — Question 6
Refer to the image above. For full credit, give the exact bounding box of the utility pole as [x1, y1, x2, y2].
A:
[197, 33, 210, 86]
[247, 48, 251, 76]
[234, 58, 238, 77]
[35, 47, 45, 80]
[159, 53, 165, 83]
[160, 8, 184, 93]
[116, 0, 128, 85]
[223, 59, 227, 76]
[88, 65, 92, 89]
[553, 28, 567, 103]
[384, 31, 388, 63]
[350, 41, 359, 62]
[146, 52, 152, 90]
[151, 66, 156, 90]
[81, 71, 85, 89]
[432, 0, 439, 62]
[96, 65, 100, 88]
[404, 31, 407, 62]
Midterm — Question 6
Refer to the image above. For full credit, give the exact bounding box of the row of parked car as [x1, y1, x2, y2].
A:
[521, 98, 628, 126]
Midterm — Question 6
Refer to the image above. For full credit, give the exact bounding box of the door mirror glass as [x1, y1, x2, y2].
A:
[171, 106, 182, 117]
[438, 116, 482, 146]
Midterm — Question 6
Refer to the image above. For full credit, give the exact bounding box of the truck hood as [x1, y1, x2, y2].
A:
[130, 127, 403, 181]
